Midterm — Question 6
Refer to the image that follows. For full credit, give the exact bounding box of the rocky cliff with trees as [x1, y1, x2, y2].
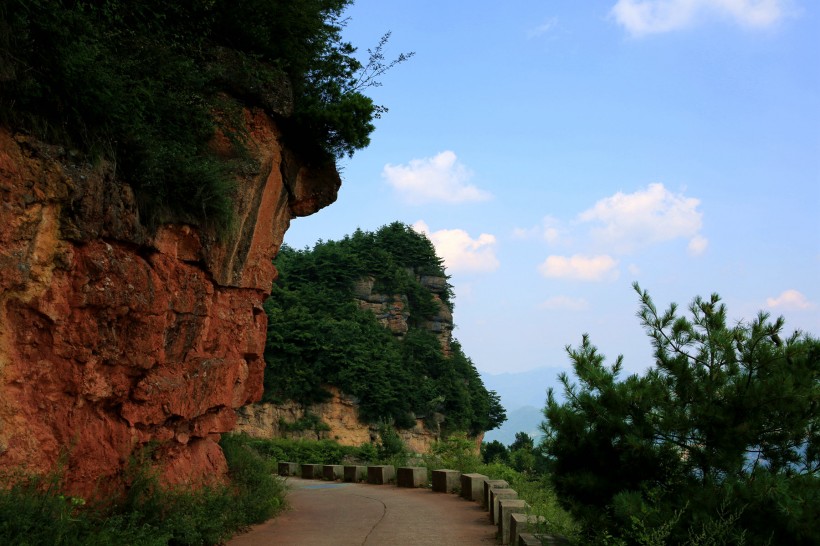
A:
[0, 0, 399, 497]
[236, 222, 506, 448]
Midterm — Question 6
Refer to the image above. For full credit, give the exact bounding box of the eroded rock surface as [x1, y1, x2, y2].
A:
[235, 386, 441, 454]
[0, 110, 339, 496]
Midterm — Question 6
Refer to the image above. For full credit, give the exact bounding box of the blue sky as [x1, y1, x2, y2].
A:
[285, 0, 820, 377]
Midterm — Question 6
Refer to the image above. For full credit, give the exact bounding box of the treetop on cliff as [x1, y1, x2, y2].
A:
[263, 222, 505, 435]
[0, 0, 410, 231]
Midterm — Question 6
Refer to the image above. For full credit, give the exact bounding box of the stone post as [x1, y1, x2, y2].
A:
[397, 467, 428, 488]
[367, 465, 396, 484]
[322, 464, 343, 481]
[498, 499, 528, 545]
[483, 479, 509, 510]
[301, 463, 323, 479]
[431, 469, 461, 493]
[460, 473, 488, 501]
[278, 462, 299, 476]
[343, 465, 368, 482]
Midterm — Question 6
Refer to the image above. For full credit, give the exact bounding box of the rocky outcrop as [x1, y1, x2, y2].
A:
[235, 387, 440, 454]
[235, 270, 457, 451]
[0, 108, 339, 496]
[351, 274, 453, 356]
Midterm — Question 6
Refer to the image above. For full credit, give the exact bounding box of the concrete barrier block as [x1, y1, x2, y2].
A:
[510, 513, 545, 545]
[301, 464, 323, 479]
[367, 465, 396, 484]
[322, 464, 343, 481]
[397, 467, 428, 488]
[278, 462, 298, 477]
[483, 479, 509, 510]
[460, 473, 488, 501]
[490, 488, 518, 524]
[518, 533, 542, 546]
[343, 465, 368, 482]
[432, 469, 461, 493]
[498, 499, 529, 545]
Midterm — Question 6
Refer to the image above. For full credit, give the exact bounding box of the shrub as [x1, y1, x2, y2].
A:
[0, 435, 286, 545]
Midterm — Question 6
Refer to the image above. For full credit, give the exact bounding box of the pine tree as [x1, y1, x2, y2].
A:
[541, 283, 820, 544]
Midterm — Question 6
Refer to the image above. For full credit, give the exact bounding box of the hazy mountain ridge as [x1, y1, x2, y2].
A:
[481, 366, 566, 445]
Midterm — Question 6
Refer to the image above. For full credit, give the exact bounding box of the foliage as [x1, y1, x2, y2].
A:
[245, 436, 362, 465]
[470, 462, 581, 541]
[541, 283, 820, 544]
[375, 422, 407, 463]
[263, 222, 505, 434]
[481, 439, 510, 464]
[423, 433, 482, 474]
[278, 412, 332, 439]
[0, 435, 286, 545]
[0, 1, 409, 230]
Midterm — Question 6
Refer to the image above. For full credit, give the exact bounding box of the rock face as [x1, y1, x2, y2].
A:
[351, 274, 454, 356]
[235, 270, 457, 452]
[0, 109, 339, 496]
[235, 386, 440, 454]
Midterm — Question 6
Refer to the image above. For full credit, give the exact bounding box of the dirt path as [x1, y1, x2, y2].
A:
[228, 477, 498, 545]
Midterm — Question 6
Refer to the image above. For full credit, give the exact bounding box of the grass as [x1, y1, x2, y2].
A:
[0, 434, 286, 546]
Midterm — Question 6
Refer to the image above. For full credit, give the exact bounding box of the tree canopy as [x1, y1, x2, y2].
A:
[263, 222, 505, 435]
[541, 283, 819, 545]
[0, 0, 407, 230]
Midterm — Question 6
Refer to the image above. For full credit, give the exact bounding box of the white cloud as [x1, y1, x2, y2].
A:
[539, 296, 590, 311]
[579, 183, 706, 254]
[611, 0, 789, 36]
[413, 220, 500, 273]
[538, 254, 619, 282]
[766, 289, 815, 310]
[528, 18, 558, 38]
[688, 234, 709, 255]
[628, 263, 642, 276]
[382, 151, 492, 204]
[512, 216, 566, 244]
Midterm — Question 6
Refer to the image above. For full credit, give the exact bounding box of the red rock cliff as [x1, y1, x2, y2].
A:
[0, 109, 339, 496]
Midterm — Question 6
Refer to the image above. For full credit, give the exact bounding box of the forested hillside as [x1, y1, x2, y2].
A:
[262, 222, 505, 435]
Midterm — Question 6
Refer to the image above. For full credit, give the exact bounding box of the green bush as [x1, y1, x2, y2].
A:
[0, 435, 286, 545]
[246, 437, 360, 465]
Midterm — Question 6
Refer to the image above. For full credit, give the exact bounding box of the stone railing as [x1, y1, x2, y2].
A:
[277, 462, 569, 545]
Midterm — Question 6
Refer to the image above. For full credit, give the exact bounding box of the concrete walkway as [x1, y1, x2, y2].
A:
[228, 477, 498, 545]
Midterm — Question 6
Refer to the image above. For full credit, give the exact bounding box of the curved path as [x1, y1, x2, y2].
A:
[228, 477, 498, 545]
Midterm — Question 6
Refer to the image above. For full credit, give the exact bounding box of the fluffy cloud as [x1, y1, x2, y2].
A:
[382, 151, 492, 204]
[579, 183, 706, 254]
[538, 254, 619, 282]
[611, 0, 788, 35]
[766, 289, 815, 310]
[512, 216, 565, 244]
[539, 295, 590, 311]
[412, 221, 500, 273]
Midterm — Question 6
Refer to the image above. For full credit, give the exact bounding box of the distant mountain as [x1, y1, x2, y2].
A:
[481, 366, 566, 447]
[483, 405, 544, 446]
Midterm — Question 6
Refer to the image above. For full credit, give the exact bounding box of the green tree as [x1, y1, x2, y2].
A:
[481, 440, 510, 464]
[541, 283, 820, 544]
[0, 1, 411, 229]
[263, 224, 503, 434]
